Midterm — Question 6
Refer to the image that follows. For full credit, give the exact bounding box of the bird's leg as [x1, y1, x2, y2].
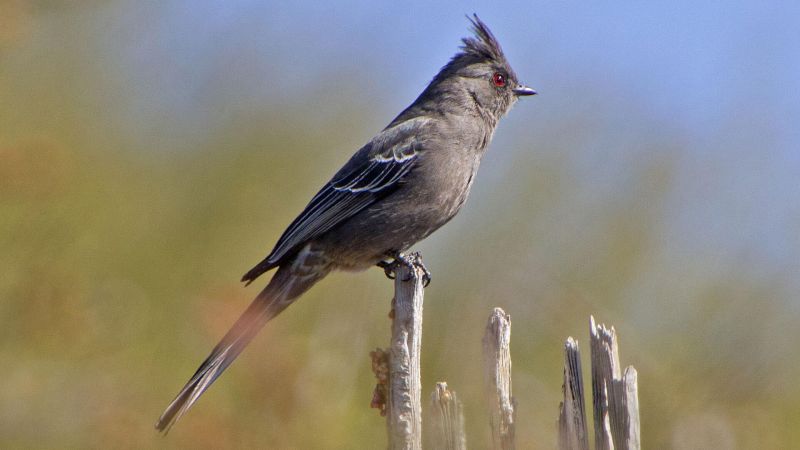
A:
[376, 251, 432, 287]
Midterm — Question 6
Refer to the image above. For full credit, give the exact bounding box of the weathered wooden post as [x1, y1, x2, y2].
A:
[483, 307, 516, 450]
[428, 382, 467, 450]
[590, 316, 640, 450]
[558, 317, 640, 450]
[370, 254, 426, 450]
[558, 337, 589, 450]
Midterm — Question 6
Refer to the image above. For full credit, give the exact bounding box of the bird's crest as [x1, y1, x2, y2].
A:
[427, 14, 513, 84]
[460, 14, 507, 65]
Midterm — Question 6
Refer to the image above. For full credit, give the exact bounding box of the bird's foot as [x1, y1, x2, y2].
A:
[376, 252, 431, 287]
[376, 260, 396, 280]
[411, 253, 432, 287]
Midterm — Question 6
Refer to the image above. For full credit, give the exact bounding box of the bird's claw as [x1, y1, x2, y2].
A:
[376, 260, 396, 280]
[420, 266, 432, 287]
[376, 252, 431, 287]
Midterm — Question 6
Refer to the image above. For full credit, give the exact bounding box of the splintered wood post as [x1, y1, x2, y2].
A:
[590, 316, 641, 450]
[558, 337, 589, 450]
[622, 366, 640, 450]
[428, 382, 467, 450]
[483, 307, 516, 450]
[590, 316, 620, 450]
[386, 254, 426, 450]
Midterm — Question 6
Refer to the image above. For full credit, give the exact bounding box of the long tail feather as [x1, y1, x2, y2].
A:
[155, 264, 321, 432]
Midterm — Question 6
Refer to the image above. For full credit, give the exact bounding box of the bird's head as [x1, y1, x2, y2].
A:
[427, 15, 536, 121]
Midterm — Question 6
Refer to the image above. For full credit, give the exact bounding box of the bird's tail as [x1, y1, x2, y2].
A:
[155, 263, 327, 432]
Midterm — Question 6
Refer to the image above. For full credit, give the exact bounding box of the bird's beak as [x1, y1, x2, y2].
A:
[513, 85, 537, 97]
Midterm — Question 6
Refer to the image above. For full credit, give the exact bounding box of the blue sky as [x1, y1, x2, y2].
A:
[91, 0, 800, 143]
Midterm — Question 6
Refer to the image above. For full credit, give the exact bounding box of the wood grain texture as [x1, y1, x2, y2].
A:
[558, 337, 589, 450]
[483, 307, 516, 450]
[428, 382, 467, 450]
[386, 254, 426, 450]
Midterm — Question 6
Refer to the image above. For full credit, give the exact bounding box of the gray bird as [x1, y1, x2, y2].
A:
[156, 14, 536, 432]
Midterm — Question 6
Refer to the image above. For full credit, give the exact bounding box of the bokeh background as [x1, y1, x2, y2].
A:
[2, 1, 799, 448]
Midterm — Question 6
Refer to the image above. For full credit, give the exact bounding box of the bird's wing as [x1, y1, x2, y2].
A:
[269, 156, 414, 257]
[241, 119, 427, 284]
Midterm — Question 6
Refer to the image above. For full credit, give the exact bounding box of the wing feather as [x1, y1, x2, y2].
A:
[265, 148, 418, 264]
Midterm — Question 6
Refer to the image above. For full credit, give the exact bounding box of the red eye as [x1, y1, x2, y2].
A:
[492, 72, 506, 87]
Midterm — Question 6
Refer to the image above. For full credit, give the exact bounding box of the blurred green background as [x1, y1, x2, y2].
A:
[2, 1, 799, 448]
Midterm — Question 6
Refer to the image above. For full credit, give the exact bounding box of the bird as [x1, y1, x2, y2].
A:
[156, 14, 536, 432]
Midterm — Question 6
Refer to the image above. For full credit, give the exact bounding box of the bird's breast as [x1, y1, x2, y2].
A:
[410, 144, 482, 222]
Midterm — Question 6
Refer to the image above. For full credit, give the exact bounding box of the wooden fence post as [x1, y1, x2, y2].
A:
[558, 337, 589, 450]
[385, 254, 426, 450]
[557, 318, 641, 450]
[428, 382, 467, 450]
[483, 307, 516, 450]
[590, 316, 640, 450]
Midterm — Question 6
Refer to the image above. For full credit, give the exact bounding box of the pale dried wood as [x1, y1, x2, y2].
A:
[590, 315, 618, 450]
[590, 316, 640, 450]
[427, 382, 467, 450]
[558, 337, 589, 450]
[483, 307, 516, 450]
[386, 253, 426, 450]
[623, 367, 640, 450]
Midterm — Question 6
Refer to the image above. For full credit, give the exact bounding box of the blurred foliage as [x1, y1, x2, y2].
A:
[2, 2, 799, 449]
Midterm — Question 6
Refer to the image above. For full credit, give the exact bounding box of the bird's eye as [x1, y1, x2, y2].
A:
[492, 72, 506, 87]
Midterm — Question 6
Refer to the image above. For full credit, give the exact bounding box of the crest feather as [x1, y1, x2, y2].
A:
[460, 14, 507, 64]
